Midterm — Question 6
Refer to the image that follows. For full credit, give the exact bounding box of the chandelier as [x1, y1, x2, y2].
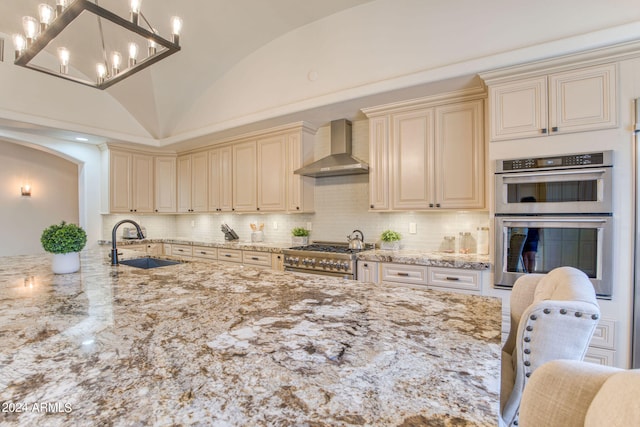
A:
[12, 0, 182, 90]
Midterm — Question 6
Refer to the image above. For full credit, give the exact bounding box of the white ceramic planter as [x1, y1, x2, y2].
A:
[380, 241, 401, 251]
[291, 236, 309, 246]
[51, 252, 81, 274]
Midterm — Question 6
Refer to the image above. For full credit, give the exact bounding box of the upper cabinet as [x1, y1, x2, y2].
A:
[177, 152, 208, 213]
[154, 156, 176, 213]
[363, 93, 485, 211]
[209, 146, 233, 212]
[257, 135, 286, 212]
[286, 128, 315, 213]
[487, 63, 617, 141]
[109, 149, 154, 213]
[232, 141, 257, 212]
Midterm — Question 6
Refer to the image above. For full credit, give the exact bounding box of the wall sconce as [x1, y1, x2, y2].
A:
[21, 184, 32, 197]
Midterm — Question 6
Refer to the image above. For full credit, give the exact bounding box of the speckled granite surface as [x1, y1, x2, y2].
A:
[0, 250, 501, 426]
[357, 250, 491, 270]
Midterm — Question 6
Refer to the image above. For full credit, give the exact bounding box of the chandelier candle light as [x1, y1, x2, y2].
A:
[13, 0, 182, 89]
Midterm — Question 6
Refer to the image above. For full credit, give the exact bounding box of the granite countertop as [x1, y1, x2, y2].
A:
[357, 249, 491, 270]
[0, 250, 501, 426]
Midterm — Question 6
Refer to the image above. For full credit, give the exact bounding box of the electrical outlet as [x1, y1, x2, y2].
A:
[409, 222, 417, 234]
[273, 221, 278, 230]
[306, 222, 312, 231]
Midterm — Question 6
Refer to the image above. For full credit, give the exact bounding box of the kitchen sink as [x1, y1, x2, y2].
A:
[119, 257, 182, 269]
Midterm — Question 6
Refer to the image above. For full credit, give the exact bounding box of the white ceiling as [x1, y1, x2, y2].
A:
[2, 0, 640, 151]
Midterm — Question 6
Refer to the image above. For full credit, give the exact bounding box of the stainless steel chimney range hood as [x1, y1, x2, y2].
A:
[294, 119, 369, 178]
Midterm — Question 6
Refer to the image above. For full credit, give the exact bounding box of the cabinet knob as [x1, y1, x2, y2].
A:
[155, 209, 158, 212]
[296, 206, 300, 210]
[257, 207, 260, 211]
[370, 204, 374, 209]
[232, 208, 235, 211]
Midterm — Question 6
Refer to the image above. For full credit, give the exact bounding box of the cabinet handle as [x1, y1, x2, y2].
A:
[251, 257, 259, 261]
[436, 203, 441, 208]
[445, 276, 460, 281]
[397, 272, 410, 277]
[429, 203, 434, 208]
[200, 251, 206, 255]
[551, 126, 559, 132]
[541, 128, 548, 134]
[364, 263, 368, 267]
[224, 254, 232, 257]
[370, 204, 374, 209]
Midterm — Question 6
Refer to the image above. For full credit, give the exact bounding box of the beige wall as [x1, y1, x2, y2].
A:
[0, 140, 79, 256]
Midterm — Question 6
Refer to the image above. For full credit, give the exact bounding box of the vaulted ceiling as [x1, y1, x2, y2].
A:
[1, 0, 640, 151]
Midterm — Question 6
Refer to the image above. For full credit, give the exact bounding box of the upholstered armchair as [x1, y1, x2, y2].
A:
[519, 360, 640, 426]
[500, 266, 600, 427]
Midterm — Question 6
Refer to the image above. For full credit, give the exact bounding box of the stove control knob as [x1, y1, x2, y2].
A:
[284, 256, 291, 264]
[341, 262, 349, 270]
[308, 259, 316, 267]
[292, 257, 300, 265]
[319, 260, 327, 268]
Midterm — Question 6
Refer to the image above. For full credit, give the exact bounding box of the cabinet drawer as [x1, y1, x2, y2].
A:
[428, 267, 482, 293]
[171, 244, 193, 258]
[218, 248, 242, 263]
[381, 263, 428, 286]
[243, 250, 272, 267]
[589, 318, 616, 350]
[584, 346, 616, 366]
[192, 246, 218, 261]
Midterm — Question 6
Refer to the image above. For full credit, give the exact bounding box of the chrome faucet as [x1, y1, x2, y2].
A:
[111, 219, 144, 265]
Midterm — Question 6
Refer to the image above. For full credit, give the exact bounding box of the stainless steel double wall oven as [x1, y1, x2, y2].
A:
[494, 151, 613, 299]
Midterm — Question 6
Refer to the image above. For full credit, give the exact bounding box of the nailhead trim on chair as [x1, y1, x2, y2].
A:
[560, 308, 567, 314]
[530, 314, 537, 320]
[592, 314, 599, 320]
[543, 308, 551, 314]
[575, 312, 582, 317]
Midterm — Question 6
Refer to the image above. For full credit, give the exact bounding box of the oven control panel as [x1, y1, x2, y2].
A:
[497, 151, 612, 172]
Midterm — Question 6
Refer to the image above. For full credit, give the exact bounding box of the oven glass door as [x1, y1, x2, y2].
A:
[495, 167, 612, 214]
[284, 266, 354, 280]
[495, 216, 612, 298]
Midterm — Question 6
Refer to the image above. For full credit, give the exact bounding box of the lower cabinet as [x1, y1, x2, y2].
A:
[243, 250, 273, 269]
[171, 244, 193, 260]
[357, 260, 379, 283]
[217, 248, 243, 264]
[584, 318, 616, 366]
[118, 243, 162, 256]
[192, 246, 218, 262]
[363, 261, 483, 295]
[272, 254, 284, 271]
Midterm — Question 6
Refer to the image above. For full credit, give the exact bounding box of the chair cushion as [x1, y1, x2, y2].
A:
[585, 369, 640, 426]
[534, 266, 597, 305]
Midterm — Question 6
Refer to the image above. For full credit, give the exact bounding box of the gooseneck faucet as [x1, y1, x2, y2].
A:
[111, 219, 144, 265]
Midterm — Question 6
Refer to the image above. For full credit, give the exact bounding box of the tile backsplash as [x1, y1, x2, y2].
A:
[102, 119, 489, 251]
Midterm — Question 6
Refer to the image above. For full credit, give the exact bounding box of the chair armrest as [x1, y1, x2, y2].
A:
[519, 360, 619, 427]
[503, 274, 545, 355]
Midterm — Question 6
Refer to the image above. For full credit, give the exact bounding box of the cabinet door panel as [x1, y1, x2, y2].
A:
[177, 155, 192, 212]
[155, 157, 176, 213]
[369, 116, 390, 210]
[208, 149, 220, 211]
[110, 151, 132, 212]
[489, 76, 547, 141]
[257, 136, 286, 211]
[549, 64, 617, 133]
[435, 100, 484, 209]
[132, 154, 154, 213]
[233, 141, 257, 212]
[392, 110, 433, 210]
[191, 152, 208, 212]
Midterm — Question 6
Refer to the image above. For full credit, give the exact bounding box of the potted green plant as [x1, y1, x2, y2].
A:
[291, 227, 310, 246]
[380, 229, 402, 250]
[41, 221, 87, 274]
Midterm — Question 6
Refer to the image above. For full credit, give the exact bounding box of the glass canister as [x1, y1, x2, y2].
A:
[459, 231, 473, 254]
[442, 235, 456, 253]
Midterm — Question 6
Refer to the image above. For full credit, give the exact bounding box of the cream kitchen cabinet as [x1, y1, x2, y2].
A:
[243, 250, 273, 269]
[232, 141, 257, 212]
[357, 260, 379, 283]
[209, 146, 233, 212]
[177, 152, 208, 213]
[109, 150, 154, 213]
[257, 135, 287, 212]
[488, 63, 617, 141]
[192, 246, 218, 262]
[286, 128, 315, 213]
[368, 116, 390, 210]
[154, 156, 176, 213]
[384, 99, 484, 210]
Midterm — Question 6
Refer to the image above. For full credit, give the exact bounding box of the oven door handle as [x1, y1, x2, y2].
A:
[500, 168, 608, 181]
[501, 217, 609, 224]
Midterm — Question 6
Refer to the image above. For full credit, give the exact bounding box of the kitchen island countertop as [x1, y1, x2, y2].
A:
[0, 250, 500, 426]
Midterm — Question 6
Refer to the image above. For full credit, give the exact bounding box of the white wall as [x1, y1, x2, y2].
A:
[0, 139, 78, 256]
